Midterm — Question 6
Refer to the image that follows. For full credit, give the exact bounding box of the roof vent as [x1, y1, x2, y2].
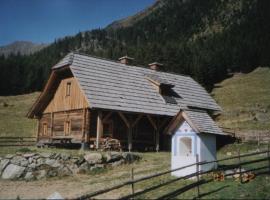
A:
[148, 62, 163, 71]
[119, 55, 134, 65]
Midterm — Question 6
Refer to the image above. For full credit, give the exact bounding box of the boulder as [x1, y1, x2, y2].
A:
[23, 153, 36, 158]
[11, 156, 28, 167]
[59, 153, 70, 161]
[111, 159, 124, 167]
[67, 163, 79, 174]
[24, 172, 35, 181]
[58, 167, 72, 176]
[40, 152, 53, 158]
[90, 164, 104, 171]
[0, 159, 9, 175]
[78, 162, 89, 174]
[45, 159, 61, 168]
[36, 170, 47, 180]
[122, 153, 141, 163]
[104, 152, 122, 163]
[2, 164, 25, 179]
[5, 154, 14, 159]
[84, 153, 102, 165]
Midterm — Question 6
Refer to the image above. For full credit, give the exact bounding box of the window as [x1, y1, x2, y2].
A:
[179, 137, 192, 156]
[66, 82, 71, 96]
[42, 123, 48, 136]
[103, 121, 113, 137]
[64, 120, 71, 136]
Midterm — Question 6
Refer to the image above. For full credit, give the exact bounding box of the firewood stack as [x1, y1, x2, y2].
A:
[93, 137, 122, 151]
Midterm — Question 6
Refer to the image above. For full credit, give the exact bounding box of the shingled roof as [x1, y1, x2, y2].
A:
[166, 109, 225, 135]
[49, 52, 222, 116]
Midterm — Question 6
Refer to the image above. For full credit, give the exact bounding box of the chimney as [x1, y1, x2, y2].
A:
[119, 55, 134, 65]
[148, 62, 163, 71]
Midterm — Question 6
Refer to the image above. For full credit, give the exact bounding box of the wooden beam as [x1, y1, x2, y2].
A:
[102, 111, 112, 123]
[132, 114, 143, 128]
[36, 119, 40, 142]
[50, 112, 54, 137]
[82, 108, 86, 143]
[118, 112, 130, 128]
[118, 112, 132, 151]
[85, 109, 90, 144]
[147, 115, 157, 130]
[96, 111, 103, 149]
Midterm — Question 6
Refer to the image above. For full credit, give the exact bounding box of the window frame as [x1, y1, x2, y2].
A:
[42, 122, 48, 136]
[66, 82, 71, 96]
[64, 120, 71, 136]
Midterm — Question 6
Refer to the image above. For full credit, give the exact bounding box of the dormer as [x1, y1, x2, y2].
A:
[145, 74, 180, 104]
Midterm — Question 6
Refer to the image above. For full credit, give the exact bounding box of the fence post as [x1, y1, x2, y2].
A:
[267, 143, 270, 173]
[238, 150, 243, 183]
[131, 168, 134, 195]
[196, 154, 200, 199]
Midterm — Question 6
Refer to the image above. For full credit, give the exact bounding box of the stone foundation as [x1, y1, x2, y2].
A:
[0, 152, 141, 181]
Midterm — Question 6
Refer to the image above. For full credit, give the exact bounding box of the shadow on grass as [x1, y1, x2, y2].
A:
[197, 185, 229, 199]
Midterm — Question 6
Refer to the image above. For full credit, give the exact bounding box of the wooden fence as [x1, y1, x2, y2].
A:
[77, 147, 270, 199]
[0, 136, 36, 146]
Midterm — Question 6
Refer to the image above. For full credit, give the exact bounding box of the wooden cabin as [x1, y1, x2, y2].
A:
[27, 52, 222, 151]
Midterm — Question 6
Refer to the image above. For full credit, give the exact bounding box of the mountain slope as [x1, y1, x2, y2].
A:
[0, 0, 269, 95]
[212, 67, 270, 131]
[0, 41, 47, 56]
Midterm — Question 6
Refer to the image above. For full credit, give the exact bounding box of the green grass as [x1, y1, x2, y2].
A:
[212, 67, 270, 131]
[0, 92, 39, 137]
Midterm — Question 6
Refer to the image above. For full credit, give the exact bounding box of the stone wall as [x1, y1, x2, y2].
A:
[0, 152, 140, 181]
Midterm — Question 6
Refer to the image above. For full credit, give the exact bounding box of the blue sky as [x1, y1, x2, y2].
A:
[0, 0, 155, 46]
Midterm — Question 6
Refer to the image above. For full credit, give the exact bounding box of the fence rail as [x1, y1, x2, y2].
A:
[0, 136, 36, 146]
[77, 147, 270, 200]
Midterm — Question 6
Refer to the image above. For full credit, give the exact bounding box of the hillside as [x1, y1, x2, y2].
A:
[212, 67, 270, 131]
[0, 41, 47, 56]
[0, 0, 269, 96]
[0, 92, 39, 137]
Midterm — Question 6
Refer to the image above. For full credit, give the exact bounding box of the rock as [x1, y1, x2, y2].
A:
[28, 162, 37, 169]
[78, 162, 90, 173]
[23, 153, 36, 158]
[2, 164, 25, 179]
[5, 154, 14, 159]
[104, 152, 122, 163]
[111, 159, 124, 167]
[226, 152, 232, 156]
[36, 170, 47, 180]
[47, 169, 58, 177]
[58, 167, 72, 176]
[122, 153, 141, 163]
[0, 159, 9, 175]
[11, 156, 28, 167]
[45, 159, 61, 168]
[60, 153, 70, 161]
[36, 158, 46, 167]
[40, 152, 53, 158]
[90, 164, 104, 171]
[84, 153, 102, 165]
[67, 163, 79, 174]
[24, 172, 35, 181]
[47, 192, 64, 200]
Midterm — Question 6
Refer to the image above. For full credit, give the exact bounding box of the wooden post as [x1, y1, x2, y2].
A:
[238, 150, 243, 183]
[131, 168, 134, 195]
[196, 154, 200, 199]
[128, 127, 132, 152]
[96, 111, 103, 149]
[156, 129, 160, 152]
[86, 109, 90, 144]
[267, 144, 270, 173]
[36, 118, 40, 142]
[50, 112, 54, 137]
